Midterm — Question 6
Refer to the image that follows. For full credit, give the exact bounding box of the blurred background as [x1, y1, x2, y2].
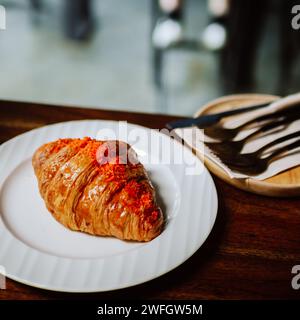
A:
[0, 0, 300, 116]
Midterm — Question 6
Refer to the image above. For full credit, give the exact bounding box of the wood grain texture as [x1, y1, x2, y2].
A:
[0, 99, 300, 300]
[195, 94, 300, 197]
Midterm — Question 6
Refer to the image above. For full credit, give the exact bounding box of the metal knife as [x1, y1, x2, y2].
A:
[165, 102, 271, 129]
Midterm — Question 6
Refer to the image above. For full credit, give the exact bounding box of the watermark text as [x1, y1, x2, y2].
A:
[291, 5, 300, 30]
[291, 265, 300, 290]
[0, 265, 6, 289]
[0, 5, 6, 30]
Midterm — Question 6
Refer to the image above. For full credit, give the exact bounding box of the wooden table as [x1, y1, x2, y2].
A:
[0, 100, 299, 300]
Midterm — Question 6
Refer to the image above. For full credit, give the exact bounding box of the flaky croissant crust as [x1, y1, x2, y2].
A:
[32, 137, 163, 241]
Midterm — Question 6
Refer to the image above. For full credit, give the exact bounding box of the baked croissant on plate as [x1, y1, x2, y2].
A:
[32, 137, 163, 242]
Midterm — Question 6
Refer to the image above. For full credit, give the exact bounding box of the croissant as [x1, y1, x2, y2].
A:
[32, 137, 163, 242]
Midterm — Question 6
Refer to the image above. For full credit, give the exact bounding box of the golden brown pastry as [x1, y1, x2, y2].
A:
[32, 137, 163, 241]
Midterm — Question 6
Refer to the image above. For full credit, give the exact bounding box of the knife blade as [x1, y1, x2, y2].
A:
[165, 101, 272, 129]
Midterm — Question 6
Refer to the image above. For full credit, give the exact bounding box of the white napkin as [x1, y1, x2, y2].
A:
[174, 93, 300, 180]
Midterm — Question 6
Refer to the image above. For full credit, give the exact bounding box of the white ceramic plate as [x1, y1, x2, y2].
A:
[0, 120, 217, 292]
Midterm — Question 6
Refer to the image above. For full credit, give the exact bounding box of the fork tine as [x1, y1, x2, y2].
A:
[206, 130, 300, 175]
[204, 103, 300, 141]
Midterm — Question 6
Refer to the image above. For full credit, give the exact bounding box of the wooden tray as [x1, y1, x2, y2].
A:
[195, 94, 300, 197]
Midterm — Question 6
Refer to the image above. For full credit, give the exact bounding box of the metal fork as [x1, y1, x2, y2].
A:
[216, 133, 300, 175]
[204, 103, 300, 141]
[205, 111, 300, 158]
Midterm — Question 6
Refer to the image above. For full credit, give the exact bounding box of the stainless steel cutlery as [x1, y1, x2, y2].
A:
[167, 96, 300, 176]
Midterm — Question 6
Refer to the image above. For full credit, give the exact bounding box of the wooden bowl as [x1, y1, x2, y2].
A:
[195, 94, 300, 197]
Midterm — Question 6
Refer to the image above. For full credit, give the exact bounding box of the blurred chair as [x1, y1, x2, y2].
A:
[150, 0, 300, 99]
[151, 0, 184, 90]
[64, 0, 93, 40]
[9, 0, 94, 40]
[29, 0, 41, 11]
[220, 0, 300, 95]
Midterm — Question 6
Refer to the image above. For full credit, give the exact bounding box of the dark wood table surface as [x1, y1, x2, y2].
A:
[0, 100, 299, 300]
